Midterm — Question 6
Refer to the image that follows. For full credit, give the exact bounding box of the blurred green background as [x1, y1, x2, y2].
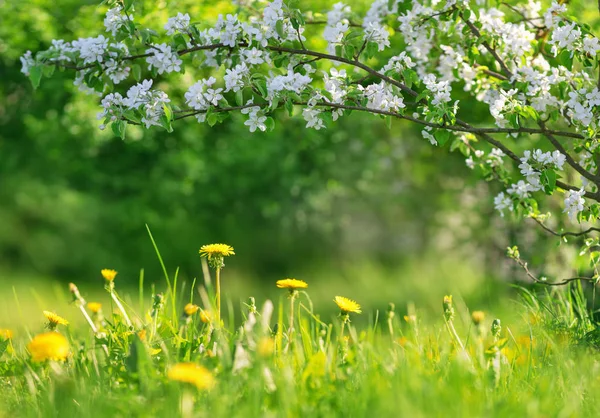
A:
[2, 0, 598, 329]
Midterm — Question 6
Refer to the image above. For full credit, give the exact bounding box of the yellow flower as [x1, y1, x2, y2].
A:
[471, 311, 485, 325]
[184, 303, 199, 316]
[257, 337, 275, 357]
[276, 278, 308, 290]
[404, 315, 417, 323]
[43, 311, 69, 327]
[168, 363, 215, 390]
[28, 332, 69, 362]
[334, 296, 361, 314]
[0, 329, 13, 340]
[199, 243, 235, 259]
[101, 269, 118, 282]
[200, 310, 212, 324]
[138, 329, 147, 341]
[87, 302, 102, 313]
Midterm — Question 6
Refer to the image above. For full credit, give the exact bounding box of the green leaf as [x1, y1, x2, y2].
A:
[207, 113, 218, 127]
[285, 100, 294, 116]
[235, 90, 244, 107]
[132, 64, 142, 81]
[275, 20, 285, 38]
[29, 66, 43, 89]
[434, 129, 451, 146]
[345, 30, 363, 41]
[0, 339, 8, 357]
[265, 117, 275, 131]
[343, 44, 355, 60]
[123, 0, 134, 12]
[111, 120, 126, 140]
[162, 104, 173, 122]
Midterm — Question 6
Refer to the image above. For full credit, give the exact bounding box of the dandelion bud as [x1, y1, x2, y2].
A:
[491, 319, 502, 338]
[69, 283, 85, 304]
[443, 295, 454, 321]
[184, 303, 199, 317]
[471, 311, 485, 326]
[387, 303, 395, 319]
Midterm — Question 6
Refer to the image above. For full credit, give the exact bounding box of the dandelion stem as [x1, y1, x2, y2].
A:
[215, 267, 221, 326]
[111, 290, 133, 328]
[445, 319, 466, 351]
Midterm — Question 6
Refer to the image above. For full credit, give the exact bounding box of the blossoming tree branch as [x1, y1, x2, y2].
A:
[21, 0, 600, 285]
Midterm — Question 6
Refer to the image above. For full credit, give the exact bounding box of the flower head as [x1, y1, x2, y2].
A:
[101, 269, 118, 282]
[0, 329, 13, 340]
[471, 311, 485, 325]
[199, 243, 235, 268]
[334, 296, 361, 314]
[43, 311, 69, 328]
[28, 332, 69, 362]
[199, 243, 235, 259]
[200, 310, 212, 324]
[184, 303, 199, 316]
[87, 302, 102, 314]
[276, 278, 308, 290]
[168, 363, 215, 390]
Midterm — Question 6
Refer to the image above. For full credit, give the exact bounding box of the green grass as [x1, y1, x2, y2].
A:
[1, 258, 600, 417]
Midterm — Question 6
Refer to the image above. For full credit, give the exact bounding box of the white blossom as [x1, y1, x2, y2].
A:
[20, 51, 34, 76]
[72, 35, 109, 64]
[145, 44, 182, 74]
[563, 189, 585, 220]
[104, 6, 129, 36]
[165, 13, 191, 35]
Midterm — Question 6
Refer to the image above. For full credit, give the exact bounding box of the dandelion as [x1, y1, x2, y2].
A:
[101, 269, 118, 282]
[442, 295, 466, 353]
[168, 363, 215, 390]
[404, 315, 417, 323]
[258, 337, 275, 357]
[101, 269, 132, 328]
[276, 278, 308, 290]
[472, 311, 485, 326]
[0, 329, 13, 340]
[199, 243, 235, 325]
[200, 310, 212, 324]
[43, 311, 69, 330]
[28, 332, 69, 362]
[334, 296, 361, 314]
[277, 278, 307, 339]
[184, 303, 199, 316]
[87, 302, 102, 314]
[199, 243, 235, 265]
[334, 296, 360, 342]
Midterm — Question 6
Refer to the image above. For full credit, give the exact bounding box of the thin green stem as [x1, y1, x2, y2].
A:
[215, 267, 221, 326]
[111, 289, 133, 328]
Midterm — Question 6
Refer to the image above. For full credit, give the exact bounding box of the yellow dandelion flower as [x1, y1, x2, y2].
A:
[138, 329, 147, 341]
[257, 337, 275, 357]
[199, 243, 235, 259]
[0, 329, 13, 340]
[28, 332, 69, 362]
[168, 363, 215, 390]
[334, 296, 361, 314]
[184, 303, 199, 316]
[101, 269, 118, 282]
[471, 310, 485, 325]
[200, 310, 212, 324]
[87, 302, 102, 314]
[403, 315, 417, 323]
[276, 278, 308, 290]
[43, 311, 69, 327]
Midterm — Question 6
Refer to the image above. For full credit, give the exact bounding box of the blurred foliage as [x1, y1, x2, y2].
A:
[3, 0, 597, 291]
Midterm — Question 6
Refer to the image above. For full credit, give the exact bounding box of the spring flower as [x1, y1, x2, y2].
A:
[276, 278, 308, 290]
[442, 295, 454, 321]
[184, 303, 200, 316]
[0, 329, 13, 340]
[471, 311, 485, 325]
[199, 243, 235, 260]
[258, 337, 275, 357]
[101, 269, 118, 282]
[200, 310, 212, 324]
[168, 363, 215, 390]
[87, 302, 102, 314]
[28, 332, 69, 362]
[404, 315, 417, 323]
[43, 311, 69, 329]
[334, 296, 361, 314]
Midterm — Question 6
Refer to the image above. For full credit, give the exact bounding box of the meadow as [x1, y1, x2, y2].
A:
[1, 238, 600, 417]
